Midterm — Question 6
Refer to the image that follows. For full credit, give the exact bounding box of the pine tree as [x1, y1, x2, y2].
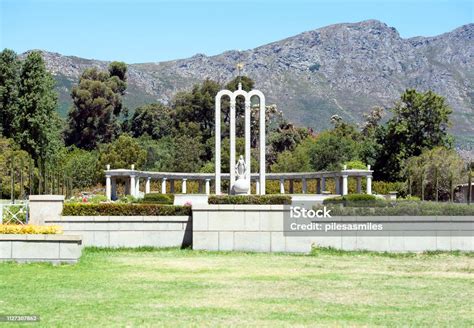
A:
[65, 62, 127, 149]
[14, 51, 62, 164]
[0, 49, 20, 138]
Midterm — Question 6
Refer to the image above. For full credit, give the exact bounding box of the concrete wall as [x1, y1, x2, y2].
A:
[0, 234, 82, 264]
[46, 216, 192, 248]
[192, 205, 474, 253]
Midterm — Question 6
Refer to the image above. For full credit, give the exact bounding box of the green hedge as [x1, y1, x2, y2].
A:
[319, 201, 474, 216]
[323, 194, 382, 207]
[139, 193, 174, 204]
[208, 195, 292, 205]
[324, 194, 377, 203]
[63, 203, 191, 216]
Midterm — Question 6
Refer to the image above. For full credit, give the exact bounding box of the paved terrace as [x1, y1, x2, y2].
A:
[104, 166, 374, 200]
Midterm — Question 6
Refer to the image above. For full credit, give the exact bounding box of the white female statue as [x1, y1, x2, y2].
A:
[235, 155, 247, 179]
[233, 155, 250, 194]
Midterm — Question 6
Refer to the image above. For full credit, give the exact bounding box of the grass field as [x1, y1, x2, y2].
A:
[0, 248, 473, 327]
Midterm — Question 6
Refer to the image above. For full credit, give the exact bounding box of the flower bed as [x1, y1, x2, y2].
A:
[0, 224, 62, 234]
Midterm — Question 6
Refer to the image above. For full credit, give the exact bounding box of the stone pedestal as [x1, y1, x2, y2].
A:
[28, 195, 65, 225]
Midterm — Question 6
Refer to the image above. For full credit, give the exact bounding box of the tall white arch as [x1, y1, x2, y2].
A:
[215, 84, 266, 195]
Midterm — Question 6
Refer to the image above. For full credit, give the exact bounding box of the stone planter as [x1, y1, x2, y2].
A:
[0, 234, 82, 264]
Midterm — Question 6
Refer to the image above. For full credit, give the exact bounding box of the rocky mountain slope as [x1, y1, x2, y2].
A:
[29, 20, 474, 147]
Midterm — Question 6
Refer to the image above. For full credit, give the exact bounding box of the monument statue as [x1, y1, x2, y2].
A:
[214, 77, 266, 195]
[235, 155, 247, 179]
[233, 155, 249, 195]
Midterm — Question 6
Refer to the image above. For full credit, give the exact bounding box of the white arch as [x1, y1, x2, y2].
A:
[215, 86, 266, 195]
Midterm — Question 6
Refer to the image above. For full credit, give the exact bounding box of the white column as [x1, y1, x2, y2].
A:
[366, 175, 372, 195]
[342, 175, 348, 196]
[229, 98, 236, 193]
[215, 96, 221, 195]
[205, 179, 210, 195]
[279, 178, 285, 194]
[356, 177, 362, 193]
[135, 177, 140, 197]
[130, 175, 136, 197]
[105, 175, 111, 200]
[245, 99, 251, 182]
[145, 177, 151, 194]
[255, 179, 260, 195]
[321, 177, 326, 193]
[182, 179, 187, 194]
[302, 178, 307, 194]
[161, 178, 167, 194]
[259, 96, 266, 195]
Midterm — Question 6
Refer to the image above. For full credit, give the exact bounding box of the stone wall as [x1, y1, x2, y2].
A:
[0, 234, 82, 264]
[192, 205, 474, 253]
[46, 216, 192, 248]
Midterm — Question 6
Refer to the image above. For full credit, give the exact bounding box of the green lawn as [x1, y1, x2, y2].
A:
[0, 248, 473, 327]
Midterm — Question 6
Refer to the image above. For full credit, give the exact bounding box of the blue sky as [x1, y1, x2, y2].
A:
[1, 0, 472, 63]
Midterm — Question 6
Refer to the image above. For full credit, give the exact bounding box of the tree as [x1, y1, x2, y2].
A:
[137, 135, 175, 171]
[271, 146, 311, 173]
[0, 49, 20, 138]
[403, 147, 465, 201]
[173, 78, 220, 141]
[308, 131, 358, 171]
[65, 62, 127, 149]
[63, 147, 99, 189]
[267, 122, 308, 165]
[375, 89, 453, 181]
[14, 51, 62, 166]
[0, 138, 34, 199]
[130, 103, 175, 139]
[97, 135, 147, 174]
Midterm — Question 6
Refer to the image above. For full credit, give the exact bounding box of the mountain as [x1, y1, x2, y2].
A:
[27, 20, 474, 147]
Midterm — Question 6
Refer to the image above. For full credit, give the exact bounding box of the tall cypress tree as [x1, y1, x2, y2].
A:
[14, 51, 61, 165]
[0, 49, 20, 138]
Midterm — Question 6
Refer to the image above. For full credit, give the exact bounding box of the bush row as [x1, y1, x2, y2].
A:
[319, 201, 474, 216]
[208, 195, 292, 205]
[63, 203, 191, 216]
[0, 224, 62, 234]
[138, 193, 174, 204]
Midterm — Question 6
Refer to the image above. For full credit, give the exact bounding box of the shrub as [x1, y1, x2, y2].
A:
[117, 195, 138, 204]
[344, 160, 367, 170]
[323, 194, 382, 207]
[139, 193, 174, 204]
[62, 204, 191, 216]
[324, 194, 377, 203]
[0, 224, 61, 234]
[373, 181, 406, 197]
[208, 195, 292, 205]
